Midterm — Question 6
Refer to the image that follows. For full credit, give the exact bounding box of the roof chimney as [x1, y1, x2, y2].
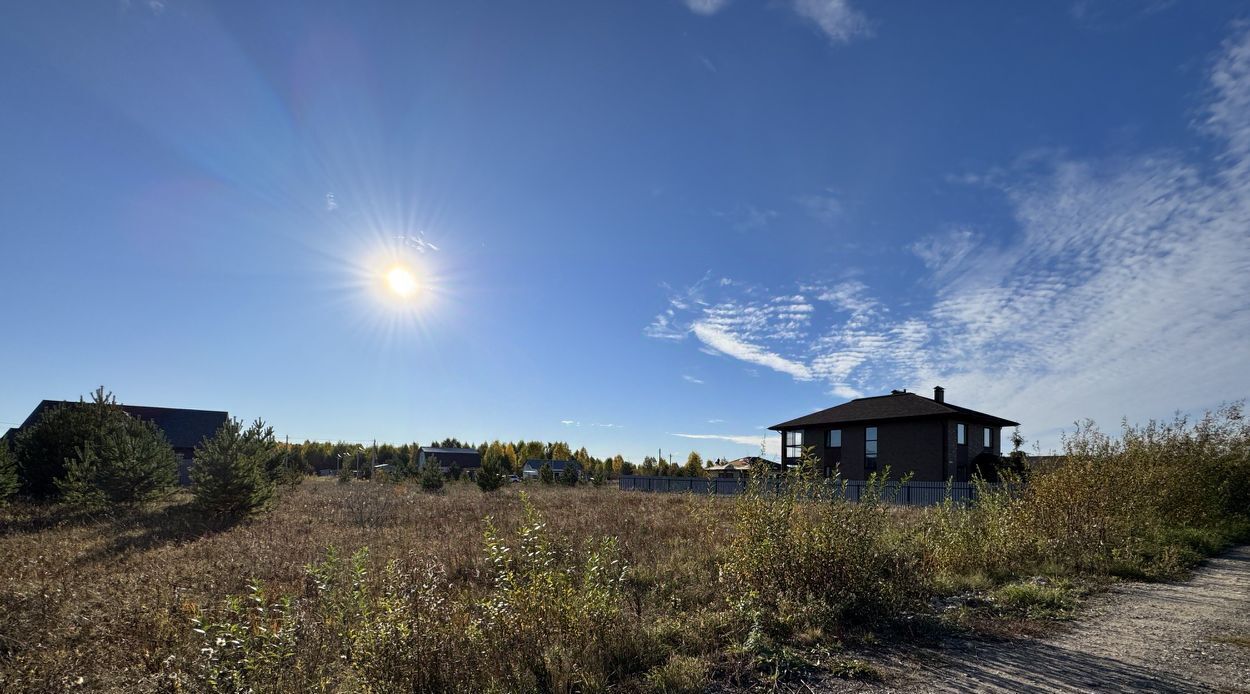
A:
[933, 386, 945, 403]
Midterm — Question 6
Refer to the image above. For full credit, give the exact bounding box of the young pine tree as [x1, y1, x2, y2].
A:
[0, 441, 17, 505]
[539, 461, 555, 485]
[683, 451, 705, 478]
[14, 386, 121, 498]
[558, 463, 579, 486]
[420, 456, 445, 492]
[477, 448, 506, 492]
[57, 414, 177, 510]
[191, 418, 277, 520]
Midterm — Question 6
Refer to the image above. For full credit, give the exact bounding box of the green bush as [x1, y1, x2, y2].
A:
[477, 448, 505, 492]
[0, 441, 17, 504]
[539, 462, 554, 485]
[643, 654, 708, 693]
[56, 414, 177, 510]
[13, 387, 134, 498]
[719, 453, 932, 640]
[420, 458, 445, 492]
[191, 418, 278, 520]
[188, 499, 642, 692]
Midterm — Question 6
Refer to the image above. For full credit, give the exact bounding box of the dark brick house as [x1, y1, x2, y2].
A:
[769, 387, 1018, 482]
[4, 400, 229, 485]
[417, 447, 482, 476]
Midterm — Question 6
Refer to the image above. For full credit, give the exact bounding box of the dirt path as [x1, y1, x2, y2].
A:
[884, 546, 1250, 693]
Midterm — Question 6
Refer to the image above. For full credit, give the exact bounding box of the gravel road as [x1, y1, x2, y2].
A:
[817, 545, 1250, 693]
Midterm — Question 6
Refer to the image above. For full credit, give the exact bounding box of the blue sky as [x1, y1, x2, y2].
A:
[2, 1, 1249, 461]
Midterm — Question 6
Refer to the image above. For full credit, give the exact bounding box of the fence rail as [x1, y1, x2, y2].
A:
[617, 475, 981, 506]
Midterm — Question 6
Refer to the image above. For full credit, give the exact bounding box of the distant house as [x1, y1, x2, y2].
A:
[521, 459, 580, 480]
[417, 447, 481, 476]
[769, 387, 1018, 482]
[703, 456, 781, 479]
[4, 399, 229, 485]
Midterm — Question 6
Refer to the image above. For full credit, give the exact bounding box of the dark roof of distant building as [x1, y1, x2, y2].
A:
[770, 391, 1018, 430]
[522, 459, 579, 472]
[10, 400, 228, 450]
[419, 447, 481, 467]
[705, 456, 780, 471]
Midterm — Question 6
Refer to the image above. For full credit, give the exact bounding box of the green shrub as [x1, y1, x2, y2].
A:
[187, 499, 643, 692]
[539, 462, 554, 485]
[31, 388, 178, 510]
[0, 441, 17, 505]
[475, 498, 638, 691]
[477, 447, 506, 492]
[191, 582, 297, 692]
[719, 453, 932, 640]
[643, 654, 708, 694]
[191, 418, 278, 520]
[56, 418, 178, 511]
[990, 580, 1077, 619]
[829, 657, 884, 682]
[420, 459, 445, 492]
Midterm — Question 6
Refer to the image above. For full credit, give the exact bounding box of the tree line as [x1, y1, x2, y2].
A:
[0, 387, 721, 514]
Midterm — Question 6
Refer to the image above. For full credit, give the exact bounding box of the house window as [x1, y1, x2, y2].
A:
[827, 429, 842, 448]
[865, 426, 878, 471]
[784, 430, 803, 461]
[957, 423, 967, 446]
[983, 427, 992, 448]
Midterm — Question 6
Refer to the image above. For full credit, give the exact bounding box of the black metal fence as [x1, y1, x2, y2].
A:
[617, 475, 980, 506]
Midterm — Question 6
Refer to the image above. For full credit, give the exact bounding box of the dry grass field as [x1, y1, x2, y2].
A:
[2, 408, 1247, 692]
[0, 481, 734, 692]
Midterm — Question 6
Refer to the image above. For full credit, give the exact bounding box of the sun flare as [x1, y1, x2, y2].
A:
[385, 265, 419, 298]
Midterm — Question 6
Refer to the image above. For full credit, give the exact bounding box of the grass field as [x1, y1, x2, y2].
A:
[1, 408, 1247, 692]
[0, 481, 736, 692]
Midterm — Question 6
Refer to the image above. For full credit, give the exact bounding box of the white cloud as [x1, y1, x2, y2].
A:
[682, 374, 705, 385]
[672, 432, 780, 457]
[684, 0, 730, 16]
[708, 418, 725, 423]
[791, 0, 872, 44]
[797, 189, 843, 224]
[829, 384, 863, 400]
[647, 25, 1250, 450]
[560, 420, 578, 426]
[692, 321, 812, 380]
[682, 0, 871, 46]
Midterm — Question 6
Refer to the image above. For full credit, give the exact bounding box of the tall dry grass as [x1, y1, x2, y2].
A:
[1, 404, 1247, 691]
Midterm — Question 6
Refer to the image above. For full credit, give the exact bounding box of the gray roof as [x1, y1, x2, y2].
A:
[13, 400, 228, 450]
[419, 447, 481, 467]
[771, 391, 1018, 430]
[522, 459, 579, 472]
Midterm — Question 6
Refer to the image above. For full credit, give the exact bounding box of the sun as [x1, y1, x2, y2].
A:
[385, 265, 419, 298]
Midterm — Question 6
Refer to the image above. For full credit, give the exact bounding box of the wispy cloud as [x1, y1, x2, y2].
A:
[707, 418, 725, 423]
[692, 322, 813, 380]
[682, 0, 871, 45]
[790, 0, 872, 44]
[682, 374, 705, 385]
[684, 0, 730, 16]
[673, 432, 780, 457]
[648, 25, 1250, 449]
[796, 189, 843, 224]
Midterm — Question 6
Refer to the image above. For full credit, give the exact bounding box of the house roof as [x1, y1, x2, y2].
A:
[12, 400, 229, 450]
[705, 456, 780, 472]
[419, 447, 482, 466]
[419, 447, 481, 455]
[770, 391, 1018, 430]
[522, 459, 579, 472]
